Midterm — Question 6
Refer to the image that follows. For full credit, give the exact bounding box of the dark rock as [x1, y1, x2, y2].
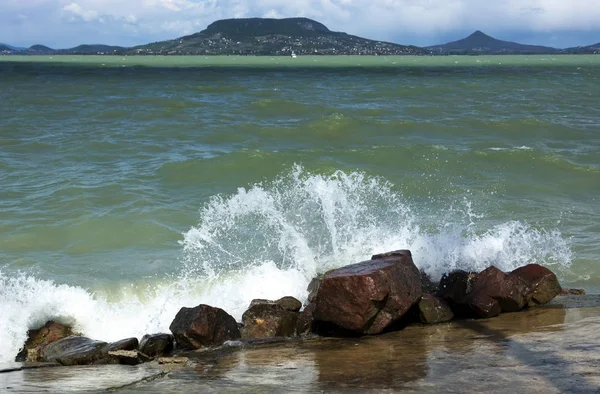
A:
[438, 270, 476, 305]
[106, 350, 151, 365]
[15, 321, 76, 362]
[139, 333, 174, 358]
[240, 302, 298, 339]
[473, 266, 531, 312]
[417, 294, 454, 324]
[42, 336, 107, 366]
[169, 304, 241, 349]
[296, 303, 316, 336]
[313, 249, 421, 335]
[420, 271, 439, 294]
[248, 296, 302, 312]
[103, 337, 139, 353]
[511, 264, 562, 306]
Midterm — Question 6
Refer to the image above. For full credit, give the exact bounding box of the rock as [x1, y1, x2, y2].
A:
[468, 292, 502, 318]
[313, 249, 421, 335]
[169, 304, 241, 349]
[561, 288, 585, 295]
[42, 336, 107, 366]
[240, 301, 299, 339]
[296, 303, 316, 336]
[473, 266, 531, 313]
[103, 337, 139, 353]
[438, 270, 477, 316]
[420, 271, 439, 294]
[248, 296, 302, 312]
[307, 276, 323, 304]
[417, 294, 454, 324]
[15, 321, 76, 362]
[511, 264, 562, 306]
[106, 350, 151, 365]
[139, 333, 174, 358]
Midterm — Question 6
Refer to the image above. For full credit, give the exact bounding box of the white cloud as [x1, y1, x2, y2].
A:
[1, 0, 599, 48]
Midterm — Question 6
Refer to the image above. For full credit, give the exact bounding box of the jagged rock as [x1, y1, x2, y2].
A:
[511, 264, 562, 306]
[42, 336, 107, 366]
[438, 270, 477, 306]
[106, 350, 151, 365]
[473, 266, 531, 312]
[417, 294, 454, 324]
[307, 276, 323, 303]
[469, 292, 502, 318]
[15, 321, 76, 362]
[313, 250, 421, 335]
[240, 301, 299, 339]
[169, 304, 240, 349]
[139, 333, 174, 358]
[103, 337, 139, 353]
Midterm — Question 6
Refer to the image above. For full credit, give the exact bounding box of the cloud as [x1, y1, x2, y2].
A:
[1, 0, 599, 48]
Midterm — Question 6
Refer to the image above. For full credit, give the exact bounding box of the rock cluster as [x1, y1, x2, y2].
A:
[13, 250, 565, 368]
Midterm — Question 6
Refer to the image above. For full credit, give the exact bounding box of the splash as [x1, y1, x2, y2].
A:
[0, 165, 572, 363]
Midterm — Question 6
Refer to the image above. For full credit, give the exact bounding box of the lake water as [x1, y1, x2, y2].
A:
[0, 55, 598, 363]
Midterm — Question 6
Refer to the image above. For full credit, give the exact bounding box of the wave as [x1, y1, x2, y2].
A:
[0, 165, 572, 363]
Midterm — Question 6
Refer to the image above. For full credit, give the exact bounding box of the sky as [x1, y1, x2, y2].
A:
[1, 0, 599, 49]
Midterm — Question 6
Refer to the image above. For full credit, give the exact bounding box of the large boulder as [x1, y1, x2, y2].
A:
[511, 264, 562, 306]
[42, 336, 107, 366]
[312, 250, 422, 335]
[472, 266, 531, 313]
[417, 294, 454, 324]
[139, 333, 174, 358]
[438, 270, 478, 316]
[169, 304, 240, 349]
[240, 298, 301, 339]
[15, 321, 76, 362]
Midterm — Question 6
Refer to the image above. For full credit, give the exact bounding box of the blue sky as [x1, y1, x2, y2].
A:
[2, 0, 599, 49]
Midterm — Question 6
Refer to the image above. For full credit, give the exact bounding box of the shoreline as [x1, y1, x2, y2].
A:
[3, 295, 600, 393]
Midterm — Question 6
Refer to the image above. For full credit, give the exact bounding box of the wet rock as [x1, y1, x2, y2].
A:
[307, 276, 323, 304]
[313, 249, 421, 335]
[106, 350, 151, 366]
[15, 321, 76, 362]
[140, 333, 174, 358]
[42, 336, 107, 366]
[473, 266, 531, 312]
[417, 294, 454, 324]
[169, 304, 240, 349]
[421, 271, 439, 294]
[469, 292, 502, 318]
[103, 337, 139, 353]
[561, 288, 585, 295]
[240, 301, 299, 339]
[296, 303, 316, 336]
[511, 264, 562, 306]
[248, 296, 302, 312]
[438, 270, 477, 316]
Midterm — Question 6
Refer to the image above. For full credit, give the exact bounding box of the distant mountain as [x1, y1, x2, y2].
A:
[0, 43, 26, 51]
[129, 17, 424, 56]
[27, 44, 56, 54]
[65, 44, 126, 54]
[428, 31, 558, 54]
[565, 43, 600, 54]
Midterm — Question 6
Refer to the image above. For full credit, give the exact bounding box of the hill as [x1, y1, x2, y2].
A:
[565, 43, 600, 54]
[64, 44, 126, 54]
[129, 17, 424, 56]
[428, 31, 558, 54]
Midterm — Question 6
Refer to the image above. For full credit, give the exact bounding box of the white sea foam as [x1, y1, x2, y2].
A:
[0, 165, 573, 363]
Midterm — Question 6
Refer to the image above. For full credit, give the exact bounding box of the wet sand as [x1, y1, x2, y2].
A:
[3, 295, 600, 393]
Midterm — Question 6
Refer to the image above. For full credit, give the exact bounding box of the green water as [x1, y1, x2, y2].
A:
[0, 55, 599, 359]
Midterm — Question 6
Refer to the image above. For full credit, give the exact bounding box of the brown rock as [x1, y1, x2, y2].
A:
[313, 250, 421, 335]
[169, 304, 241, 349]
[417, 294, 454, 324]
[248, 296, 302, 312]
[438, 270, 477, 316]
[469, 292, 502, 318]
[42, 336, 107, 366]
[15, 321, 76, 362]
[296, 303, 316, 336]
[139, 333, 174, 358]
[106, 350, 151, 365]
[511, 264, 562, 306]
[561, 288, 585, 295]
[103, 337, 139, 353]
[240, 302, 298, 339]
[473, 266, 531, 312]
